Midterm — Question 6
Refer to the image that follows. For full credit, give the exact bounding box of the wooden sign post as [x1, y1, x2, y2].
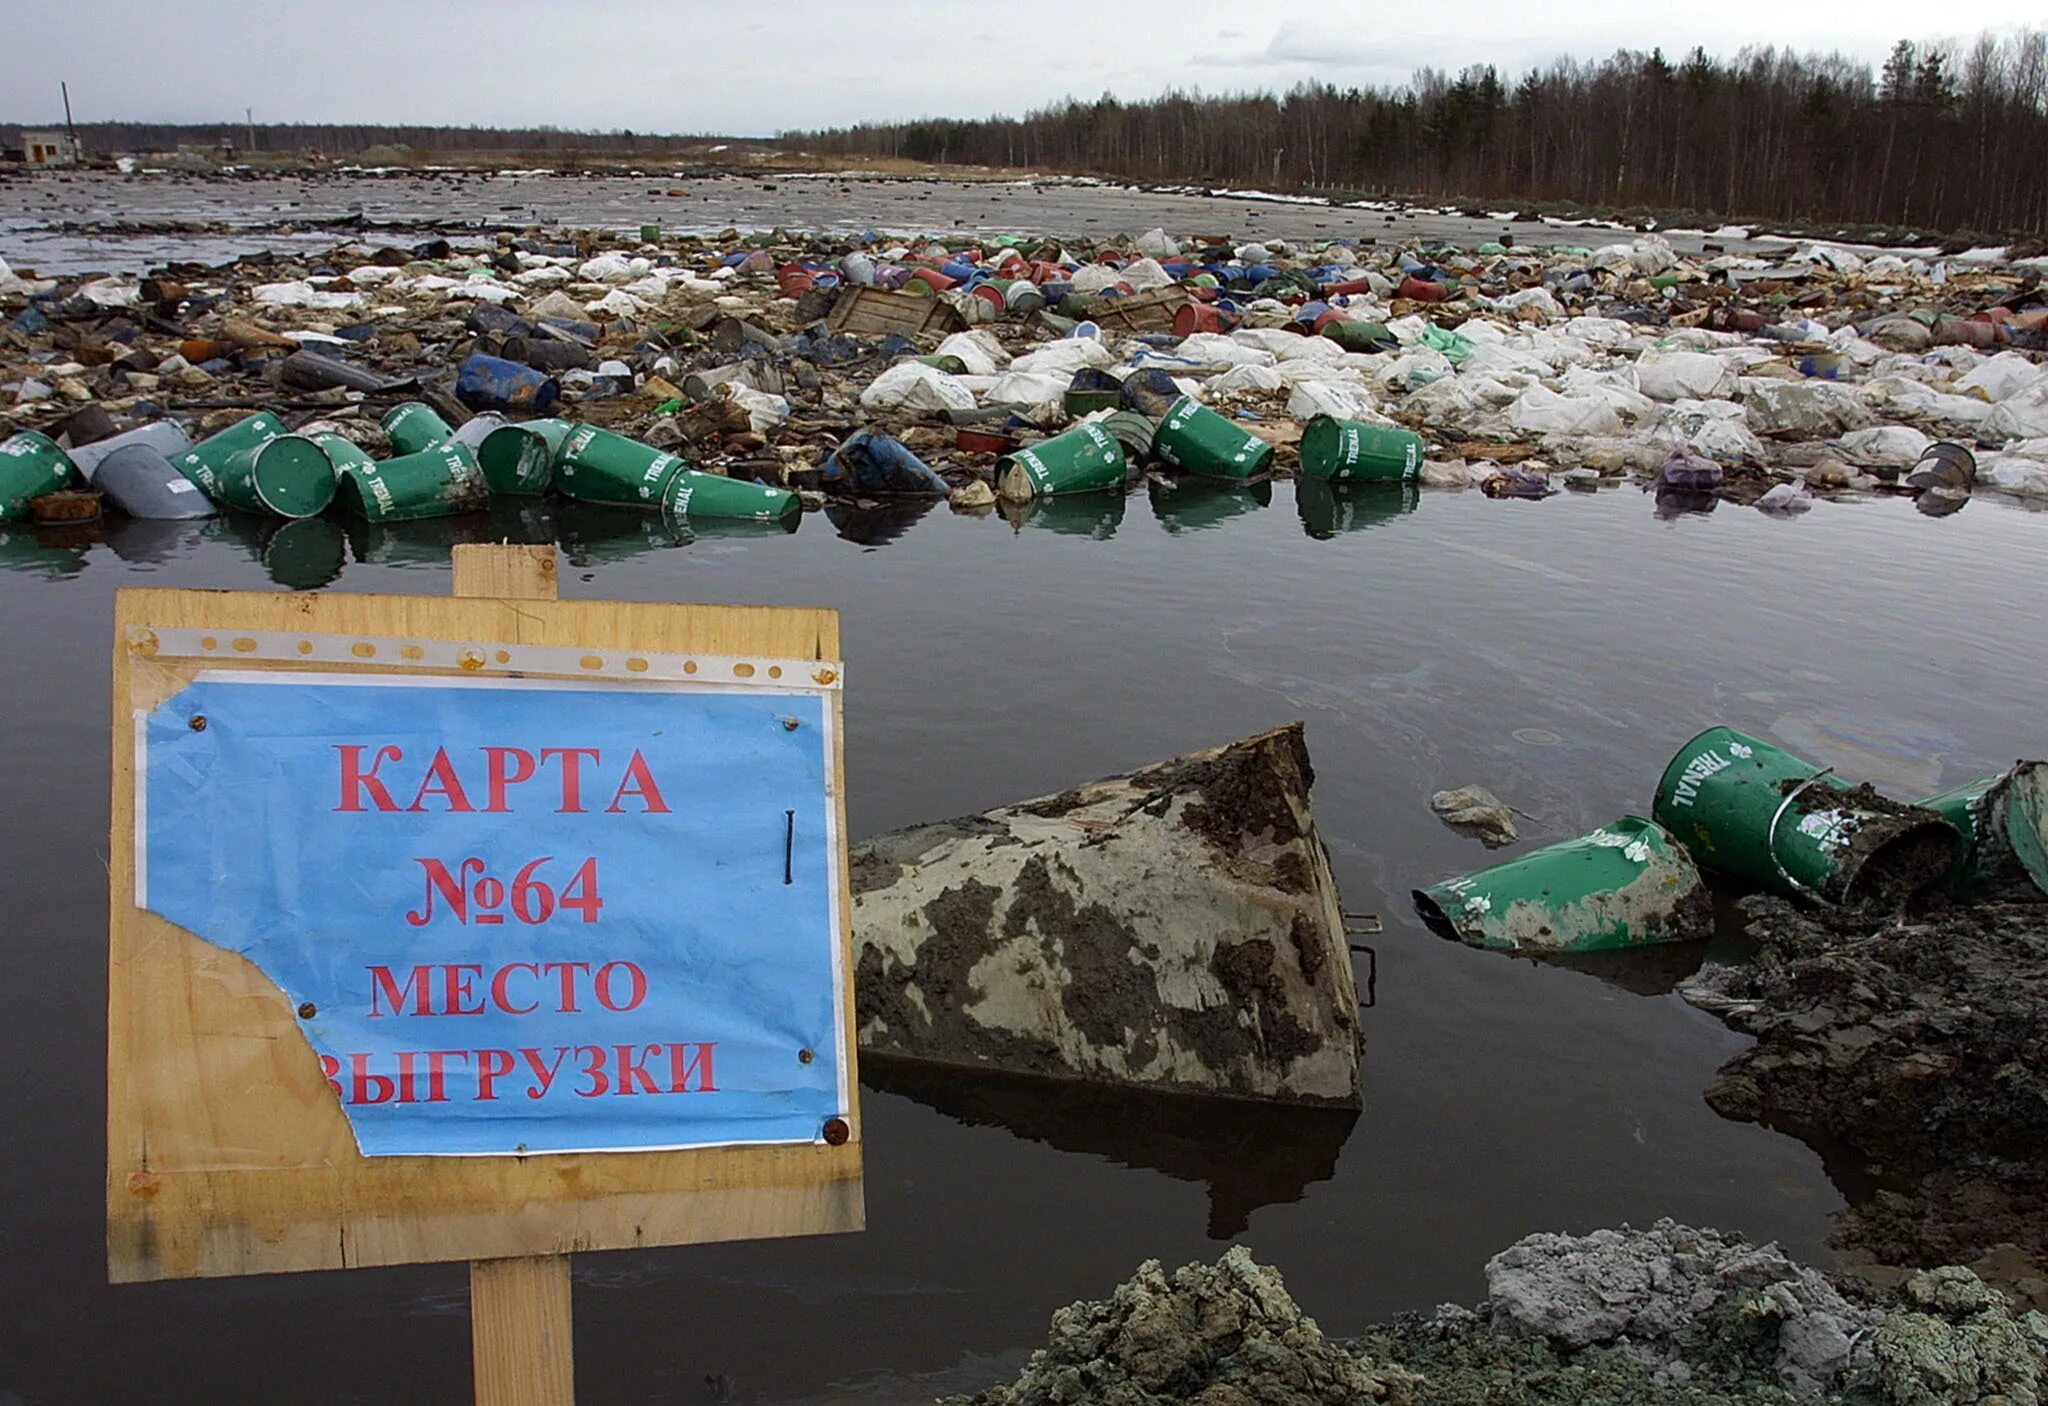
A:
[108, 545, 863, 1401]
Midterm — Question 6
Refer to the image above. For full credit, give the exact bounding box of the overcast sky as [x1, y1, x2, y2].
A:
[5, 0, 2041, 136]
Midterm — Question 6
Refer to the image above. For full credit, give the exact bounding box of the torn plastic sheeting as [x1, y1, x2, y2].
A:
[1414, 815, 1710, 953]
[1636, 350, 1737, 403]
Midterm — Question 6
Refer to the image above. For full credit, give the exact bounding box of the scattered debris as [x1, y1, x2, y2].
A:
[1429, 785, 1519, 847]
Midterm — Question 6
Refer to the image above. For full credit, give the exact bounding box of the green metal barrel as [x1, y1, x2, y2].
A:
[1414, 814, 1710, 952]
[173, 415, 336, 518]
[1651, 726, 1958, 907]
[0, 431, 82, 522]
[477, 419, 573, 496]
[312, 432, 375, 479]
[1299, 415, 1423, 482]
[554, 425, 689, 507]
[660, 469, 800, 522]
[380, 401, 458, 457]
[995, 424, 1127, 501]
[1917, 763, 2048, 900]
[336, 442, 489, 523]
[1152, 396, 1274, 481]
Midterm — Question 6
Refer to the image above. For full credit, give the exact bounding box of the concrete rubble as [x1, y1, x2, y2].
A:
[852, 724, 1362, 1105]
[960, 1224, 2048, 1406]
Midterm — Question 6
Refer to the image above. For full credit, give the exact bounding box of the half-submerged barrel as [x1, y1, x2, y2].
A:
[660, 469, 800, 522]
[336, 442, 489, 523]
[995, 423, 1127, 501]
[380, 401, 455, 457]
[1152, 396, 1274, 481]
[0, 431, 81, 521]
[554, 425, 688, 507]
[1652, 726, 1957, 908]
[478, 419, 574, 496]
[171, 413, 335, 518]
[1299, 415, 1423, 482]
[1414, 815, 1710, 952]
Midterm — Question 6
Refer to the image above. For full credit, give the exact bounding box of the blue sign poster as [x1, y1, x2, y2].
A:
[137, 671, 847, 1158]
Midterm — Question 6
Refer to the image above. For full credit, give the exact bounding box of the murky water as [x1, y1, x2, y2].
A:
[0, 171, 1790, 277]
[1, 480, 2039, 1402]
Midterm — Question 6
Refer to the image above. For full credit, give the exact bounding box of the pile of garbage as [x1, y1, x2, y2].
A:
[958, 1224, 2048, 1405]
[4, 219, 2048, 547]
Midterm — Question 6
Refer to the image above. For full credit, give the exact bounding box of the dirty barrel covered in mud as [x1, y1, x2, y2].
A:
[1651, 727, 1958, 908]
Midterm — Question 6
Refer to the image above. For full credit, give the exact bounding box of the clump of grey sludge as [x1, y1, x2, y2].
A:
[953, 1220, 2047, 1405]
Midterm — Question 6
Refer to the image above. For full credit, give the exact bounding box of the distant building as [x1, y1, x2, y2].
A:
[22, 130, 83, 166]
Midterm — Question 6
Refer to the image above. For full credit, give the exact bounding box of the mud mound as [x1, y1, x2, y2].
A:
[948, 1245, 1404, 1406]
[1683, 897, 2048, 1276]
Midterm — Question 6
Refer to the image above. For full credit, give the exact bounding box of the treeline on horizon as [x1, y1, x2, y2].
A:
[0, 122, 710, 156]
[785, 32, 2048, 236]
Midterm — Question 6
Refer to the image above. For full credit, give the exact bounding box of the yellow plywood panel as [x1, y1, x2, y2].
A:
[109, 552, 864, 1282]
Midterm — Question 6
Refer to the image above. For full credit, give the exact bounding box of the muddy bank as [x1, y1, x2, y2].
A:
[1684, 897, 2048, 1290]
[957, 1223, 2048, 1405]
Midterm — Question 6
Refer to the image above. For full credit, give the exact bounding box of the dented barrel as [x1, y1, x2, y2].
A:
[1917, 762, 2048, 900]
[660, 469, 800, 522]
[1651, 726, 1957, 907]
[1152, 396, 1274, 481]
[1414, 815, 1710, 952]
[995, 423, 1127, 501]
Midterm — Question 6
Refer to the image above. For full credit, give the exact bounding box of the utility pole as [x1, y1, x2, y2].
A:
[62, 81, 79, 158]
[247, 106, 256, 154]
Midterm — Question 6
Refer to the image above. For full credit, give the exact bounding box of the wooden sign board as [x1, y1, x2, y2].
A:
[108, 547, 863, 1287]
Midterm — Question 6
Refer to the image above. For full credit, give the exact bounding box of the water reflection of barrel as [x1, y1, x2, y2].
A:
[343, 514, 498, 570]
[997, 490, 1127, 540]
[210, 512, 348, 589]
[1295, 477, 1420, 538]
[104, 516, 206, 567]
[823, 498, 935, 548]
[1148, 478, 1271, 533]
[0, 520, 93, 578]
[553, 502, 693, 566]
[485, 496, 561, 547]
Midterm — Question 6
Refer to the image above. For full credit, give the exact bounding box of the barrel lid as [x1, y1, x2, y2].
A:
[252, 436, 339, 518]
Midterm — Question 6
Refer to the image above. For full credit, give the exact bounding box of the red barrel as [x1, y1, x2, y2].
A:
[906, 268, 957, 293]
[1322, 278, 1374, 297]
[1024, 261, 1065, 285]
[1311, 308, 1352, 335]
[778, 266, 817, 298]
[973, 282, 1008, 314]
[992, 250, 1026, 273]
[1173, 302, 1226, 337]
[1397, 276, 1449, 302]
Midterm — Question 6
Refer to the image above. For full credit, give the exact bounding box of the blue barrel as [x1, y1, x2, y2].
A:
[454, 354, 561, 414]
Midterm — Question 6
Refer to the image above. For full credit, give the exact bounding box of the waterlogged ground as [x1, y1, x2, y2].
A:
[1, 480, 2042, 1403]
[0, 170, 1807, 277]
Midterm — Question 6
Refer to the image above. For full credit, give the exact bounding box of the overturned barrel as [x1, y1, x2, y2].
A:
[380, 401, 455, 457]
[1299, 416, 1423, 482]
[0, 431, 81, 522]
[1651, 727, 1958, 908]
[660, 469, 800, 522]
[171, 413, 335, 518]
[554, 424, 689, 507]
[1916, 762, 2048, 901]
[94, 445, 214, 520]
[995, 423, 1127, 501]
[477, 419, 573, 495]
[336, 441, 489, 523]
[1153, 396, 1274, 481]
[62, 421, 193, 480]
[1414, 815, 1710, 953]
[454, 354, 561, 415]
